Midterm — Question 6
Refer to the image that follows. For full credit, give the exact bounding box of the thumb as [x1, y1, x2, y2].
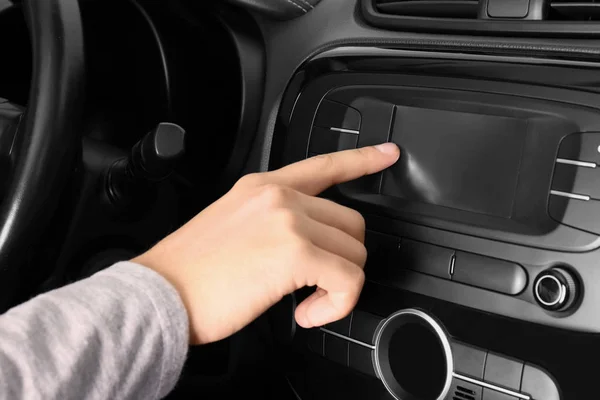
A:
[295, 289, 357, 328]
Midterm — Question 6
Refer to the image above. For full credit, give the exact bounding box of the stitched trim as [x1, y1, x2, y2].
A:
[285, 0, 307, 13]
[296, 0, 315, 9]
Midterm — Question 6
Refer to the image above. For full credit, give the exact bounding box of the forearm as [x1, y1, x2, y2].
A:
[0, 262, 188, 400]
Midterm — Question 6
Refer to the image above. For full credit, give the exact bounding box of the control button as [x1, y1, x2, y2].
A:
[324, 334, 348, 366]
[324, 313, 352, 336]
[452, 341, 486, 379]
[487, 0, 529, 18]
[399, 239, 454, 279]
[534, 267, 578, 311]
[552, 163, 600, 199]
[447, 378, 483, 400]
[364, 231, 400, 281]
[348, 343, 376, 377]
[308, 127, 358, 155]
[482, 388, 518, 400]
[306, 329, 324, 356]
[557, 132, 600, 165]
[483, 353, 524, 391]
[520, 364, 560, 400]
[349, 310, 383, 345]
[353, 98, 394, 148]
[452, 252, 527, 295]
[314, 99, 361, 132]
[549, 194, 600, 235]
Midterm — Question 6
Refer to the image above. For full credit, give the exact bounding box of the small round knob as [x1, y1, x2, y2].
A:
[534, 268, 578, 312]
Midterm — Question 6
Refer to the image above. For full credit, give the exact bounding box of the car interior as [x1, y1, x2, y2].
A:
[1, 0, 600, 399]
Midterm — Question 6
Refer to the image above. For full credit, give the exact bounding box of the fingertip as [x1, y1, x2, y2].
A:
[303, 295, 349, 328]
[374, 142, 400, 161]
[295, 308, 311, 328]
[295, 288, 328, 328]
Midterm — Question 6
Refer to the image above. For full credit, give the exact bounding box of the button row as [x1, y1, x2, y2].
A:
[449, 342, 559, 400]
[307, 310, 383, 377]
[366, 231, 528, 296]
[306, 313, 559, 400]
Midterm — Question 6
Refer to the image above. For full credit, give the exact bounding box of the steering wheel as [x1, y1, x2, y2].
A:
[0, 0, 84, 311]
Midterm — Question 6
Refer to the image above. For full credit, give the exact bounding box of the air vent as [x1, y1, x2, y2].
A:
[550, 0, 600, 20]
[362, 0, 600, 36]
[377, 0, 479, 19]
[452, 385, 476, 400]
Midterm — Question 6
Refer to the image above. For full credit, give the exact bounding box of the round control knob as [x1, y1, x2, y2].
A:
[534, 268, 578, 311]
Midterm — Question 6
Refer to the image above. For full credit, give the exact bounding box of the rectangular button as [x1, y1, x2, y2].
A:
[557, 132, 600, 165]
[552, 163, 600, 199]
[520, 364, 560, 400]
[452, 341, 486, 379]
[308, 127, 358, 155]
[324, 334, 348, 366]
[348, 344, 376, 377]
[306, 329, 324, 356]
[549, 195, 600, 235]
[364, 231, 400, 281]
[399, 239, 453, 279]
[314, 99, 361, 132]
[452, 252, 527, 295]
[482, 388, 518, 400]
[354, 98, 394, 148]
[324, 313, 352, 336]
[484, 353, 524, 391]
[487, 0, 529, 18]
[350, 310, 383, 345]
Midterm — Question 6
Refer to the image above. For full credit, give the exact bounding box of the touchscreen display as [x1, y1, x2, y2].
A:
[381, 105, 527, 218]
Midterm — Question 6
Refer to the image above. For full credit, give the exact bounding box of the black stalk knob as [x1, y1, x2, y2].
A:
[106, 122, 186, 211]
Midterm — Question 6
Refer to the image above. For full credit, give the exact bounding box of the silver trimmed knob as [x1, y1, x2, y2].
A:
[534, 268, 578, 311]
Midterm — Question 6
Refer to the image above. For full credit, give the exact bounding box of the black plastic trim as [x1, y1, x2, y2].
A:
[215, 7, 266, 191]
[361, 0, 600, 37]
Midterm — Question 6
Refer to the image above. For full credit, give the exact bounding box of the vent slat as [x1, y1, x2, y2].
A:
[550, 2, 600, 20]
[456, 385, 476, 395]
[376, 0, 478, 18]
[453, 385, 476, 400]
[453, 392, 475, 400]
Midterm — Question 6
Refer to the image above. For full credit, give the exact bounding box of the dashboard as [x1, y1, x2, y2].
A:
[3, 0, 600, 399]
[240, 0, 600, 399]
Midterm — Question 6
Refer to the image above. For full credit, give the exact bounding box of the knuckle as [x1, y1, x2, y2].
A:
[312, 153, 335, 171]
[351, 209, 366, 234]
[354, 147, 376, 172]
[236, 173, 264, 188]
[343, 264, 365, 294]
[354, 146, 372, 162]
[273, 208, 301, 232]
[286, 236, 313, 267]
[259, 184, 291, 209]
[357, 244, 368, 266]
[352, 266, 366, 288]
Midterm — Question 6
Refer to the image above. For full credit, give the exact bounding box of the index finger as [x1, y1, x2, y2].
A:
[265, 143, 400, 196]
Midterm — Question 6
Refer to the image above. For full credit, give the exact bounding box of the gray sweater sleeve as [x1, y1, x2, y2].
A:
[0, 261, 189, 400]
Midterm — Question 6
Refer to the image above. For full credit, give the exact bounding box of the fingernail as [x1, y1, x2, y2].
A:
[374, 142, 399, 156]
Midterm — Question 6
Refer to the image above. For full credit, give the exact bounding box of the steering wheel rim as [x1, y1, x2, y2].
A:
[0, 0, 85, 310]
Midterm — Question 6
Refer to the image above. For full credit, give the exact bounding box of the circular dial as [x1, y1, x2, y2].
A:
[534, 268, 578, 311]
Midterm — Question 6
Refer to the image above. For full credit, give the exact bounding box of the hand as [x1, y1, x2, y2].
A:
[133, 143, 400, 345]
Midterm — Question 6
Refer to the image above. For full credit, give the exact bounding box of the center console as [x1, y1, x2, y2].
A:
[271, 47, 600, 400]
